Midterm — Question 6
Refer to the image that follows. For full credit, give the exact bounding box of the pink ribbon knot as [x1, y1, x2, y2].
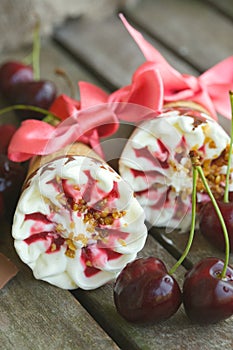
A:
[120, 14, 233, 120]
[8, 65, 163, 162]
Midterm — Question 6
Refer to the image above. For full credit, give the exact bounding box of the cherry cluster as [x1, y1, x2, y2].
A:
[0, 124, 26, 221]
[114, 100, 233, 325]
[0, 25, 57, 221]
[0, 61, 56, 120]
[114, 256, 233, 325]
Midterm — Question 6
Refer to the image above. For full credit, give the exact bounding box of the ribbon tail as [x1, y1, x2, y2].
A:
[200, 56, 233, 118]
[200, 56, 233, 85]
[8, 120, 56, 162]
[119, 14, 189, 90]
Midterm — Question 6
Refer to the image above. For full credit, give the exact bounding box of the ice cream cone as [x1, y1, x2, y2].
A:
[12, 142, 147, 290]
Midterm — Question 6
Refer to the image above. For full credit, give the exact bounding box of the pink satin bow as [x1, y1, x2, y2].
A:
[8, 63, 163, 162]
[120, 14, 233, 120]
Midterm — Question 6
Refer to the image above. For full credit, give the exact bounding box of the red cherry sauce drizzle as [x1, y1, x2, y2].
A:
[78, 171, 126, 277]
[24, 212, 65, 253]
[174, 135, 188, 163]
[81, 245, 122, 277]
[82, 170, 98, 203]
[24, 232, 65, 253]
[24, 167, 126, 276]
[134, 143, 169, 169]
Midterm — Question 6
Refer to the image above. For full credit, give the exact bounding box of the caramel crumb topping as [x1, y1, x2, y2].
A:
[51, 243, 57, 252]
[66, 239, 76, 251]
[192, 118, 203, 129]
[209, 140, 216, 149]
[56, 175, 61, 183]
[56, 224, 65, 233]
[70, 222, 75, 230]
[118, 239, 126, 246]
[65, 248, 76, 258]
[73, 199, 87, 212]
[68, 232, 74, 240]
[56, 193, 66, 205]
[74, 234, 88, 246]
[194, 145, 230, 197]
[54, 187, 127, 259]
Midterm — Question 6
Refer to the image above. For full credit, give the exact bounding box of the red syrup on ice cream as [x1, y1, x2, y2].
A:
[24, 213, 64, 252]
[81, 245, 122, 277]
[25, 212, 53, 225]
[24, 231, 65, 253]
[23, 163, 127, 272]
[134, 143, 170, 169]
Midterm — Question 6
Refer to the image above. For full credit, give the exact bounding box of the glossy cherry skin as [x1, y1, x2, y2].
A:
[114, 257, 182, 324]
[183, 257, 233, 324]
[0, 193, 4, 218]
[0, 154, 26, 220]
[0, 124, 17, 154]
[199, 200, 233, 251]
[0, 61, 33, 98]
[8, 80, 57, 120]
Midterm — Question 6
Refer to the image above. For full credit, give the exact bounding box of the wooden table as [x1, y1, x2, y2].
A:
[0, 1, 233, 349]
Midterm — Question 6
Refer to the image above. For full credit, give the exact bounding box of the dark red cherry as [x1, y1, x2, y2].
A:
[183, 257, 233, 324]
[0, 61, 33, 98]
[0, 124, 17, 154]
[8, 80, 57, 120]
[113, 257, 182, 324]
[199, 200, 233, 251]
[0, 154, 26, 220]
[0, 193, 4, 218]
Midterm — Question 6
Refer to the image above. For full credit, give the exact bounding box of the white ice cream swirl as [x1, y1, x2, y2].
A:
[12, 155, 147, 289]
[119, 107, 233, 232]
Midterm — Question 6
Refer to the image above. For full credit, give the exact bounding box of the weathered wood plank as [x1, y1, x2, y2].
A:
[1, 10, 233, 350]
[53, 16, 198, 90]
[0, 221, 119, 350]
[204, 0, 233, 19]
[151, 227, 233, 268]
[73, 235, 233, 350]
[122, 0, 233, 72]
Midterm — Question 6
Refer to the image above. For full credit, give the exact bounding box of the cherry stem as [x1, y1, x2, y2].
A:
[55, 68, 76, 99]
[169, 166, 197, 275]
[0, 104, 59, 125]
[196, 164, 229, 279]
[223, 90, 233, 203]
[32, 19, 41, 81]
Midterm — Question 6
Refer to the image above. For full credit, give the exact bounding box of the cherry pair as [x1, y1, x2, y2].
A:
[0, 22, 56, 120]
[114, 133, 233, 326]
[0, 124, 26, 220]
[114, 255, 233, 325]
[0, 61, 56, 120]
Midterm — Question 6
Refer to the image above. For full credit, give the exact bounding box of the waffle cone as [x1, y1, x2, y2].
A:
[164, 100, 210, 115]
[26, 142, 102, 181]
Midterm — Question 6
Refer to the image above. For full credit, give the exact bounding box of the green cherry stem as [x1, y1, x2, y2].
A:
[0, 105, 59, 125]
[223, 90, 233, 203]
[196, 162, 230, 279]
[169, 165, 197, 275]
[32, 19, 41, 81]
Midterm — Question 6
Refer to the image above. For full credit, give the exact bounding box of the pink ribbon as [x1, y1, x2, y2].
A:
[8, 63, 163, 162]
[120, 14, 233, 120]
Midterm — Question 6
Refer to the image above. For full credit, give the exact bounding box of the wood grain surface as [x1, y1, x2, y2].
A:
[1, 0, 233, 349]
